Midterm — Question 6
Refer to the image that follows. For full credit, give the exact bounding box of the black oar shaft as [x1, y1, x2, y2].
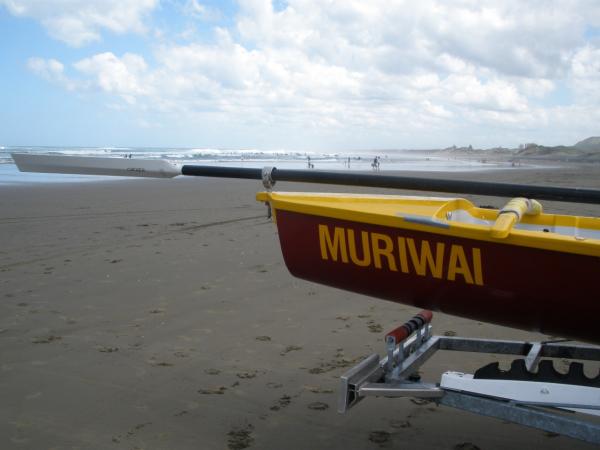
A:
[182, 165, 262, 179]
[276, 169, 600, 204]
[181, 165, 600, 204]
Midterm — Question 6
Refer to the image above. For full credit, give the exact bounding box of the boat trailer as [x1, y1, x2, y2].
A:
[338, 311, 600, 444]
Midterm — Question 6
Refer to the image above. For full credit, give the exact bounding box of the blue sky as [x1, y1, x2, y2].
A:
[1, 1, 600, 150]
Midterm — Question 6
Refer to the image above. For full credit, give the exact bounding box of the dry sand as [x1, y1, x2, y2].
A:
[1, 164, 600, 450]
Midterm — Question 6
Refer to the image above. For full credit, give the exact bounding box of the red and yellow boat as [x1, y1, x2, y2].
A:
[257, 192, 600, 344]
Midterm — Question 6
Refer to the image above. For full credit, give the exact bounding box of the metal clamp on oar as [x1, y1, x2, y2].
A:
[261, 166, 276, 190]
[490, 197, 542, 239]
[262, 166, 276, 218]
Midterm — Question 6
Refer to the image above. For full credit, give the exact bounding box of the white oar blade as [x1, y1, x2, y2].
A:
[11, 153, 182, 179]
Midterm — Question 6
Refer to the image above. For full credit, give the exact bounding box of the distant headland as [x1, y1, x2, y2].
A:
[428, 137, 600, 162]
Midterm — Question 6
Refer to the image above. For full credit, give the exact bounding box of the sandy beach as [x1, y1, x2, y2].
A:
[1, 164, 600, 450]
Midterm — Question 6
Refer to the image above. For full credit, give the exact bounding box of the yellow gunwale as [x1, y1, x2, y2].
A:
[256, 191, 600, 258]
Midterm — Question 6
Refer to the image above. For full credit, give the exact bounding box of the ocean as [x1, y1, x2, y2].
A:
[0, 146, 518, 185]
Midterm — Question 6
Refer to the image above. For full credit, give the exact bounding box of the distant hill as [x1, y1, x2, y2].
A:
[435, 143, 514, 156]
[574, 136, 600, 152]
[515, 144, 578, 157]
[514, 137, 600, 161]
[434, 137, 600, 162]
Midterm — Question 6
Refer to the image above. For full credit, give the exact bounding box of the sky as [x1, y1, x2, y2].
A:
[1, 0, 600, 151]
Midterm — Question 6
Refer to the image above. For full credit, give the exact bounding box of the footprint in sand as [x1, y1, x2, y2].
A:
[307, 401, 329, 410]
[198, 386, 227, 395]
[31, 335, 61, 344]
[453, 443, 480, 450]
[97, 346, 119, 353]
[227, 424, 254, 450]
[236, 370, 260, 379]
[150, 361, 174, 367]
[367, 321, 383, 333]
[369, 430, 391, 444]
[389, 419, 411, 429]
[280, 345, 302, 356]
[270, 394, 292, 411]
[125, 422, 152, 438]
[305, 386, 334, 394]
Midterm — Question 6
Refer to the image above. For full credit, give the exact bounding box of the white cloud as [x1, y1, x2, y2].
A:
[27, 57, 64, 80]
[447, 75, 528, 112]
[27, 57, 77, 90]
[21, 0, 600, 147]
[569, 45, 600, 104]
[1, 0, 158, 46]
[183, 0, 222, 22]
[73, 52, 149, 103]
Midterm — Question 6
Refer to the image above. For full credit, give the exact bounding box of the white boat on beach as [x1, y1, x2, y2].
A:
[11, 153, 181, 179]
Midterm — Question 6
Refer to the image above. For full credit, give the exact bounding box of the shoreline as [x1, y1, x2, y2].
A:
[2, 147, 585, 186]
[0, 157, 577, 187]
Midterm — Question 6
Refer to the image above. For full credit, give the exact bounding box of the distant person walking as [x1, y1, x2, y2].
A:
[371, 156, 380, 171]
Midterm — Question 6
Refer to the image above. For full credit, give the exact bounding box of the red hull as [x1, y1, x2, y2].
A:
[274, 209, 600, 344]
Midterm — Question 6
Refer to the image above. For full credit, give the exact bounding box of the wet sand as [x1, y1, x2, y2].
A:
[1, 164, 600, 449]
